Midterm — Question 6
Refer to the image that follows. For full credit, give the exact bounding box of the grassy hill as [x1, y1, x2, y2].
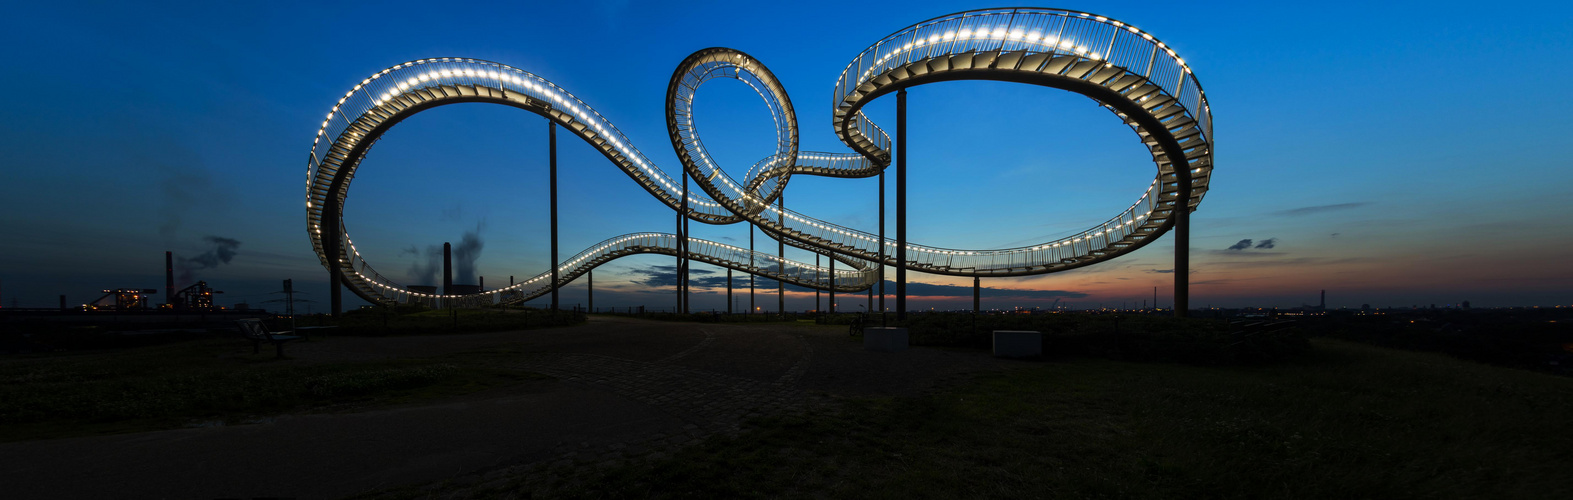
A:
[460, 337, 1572, 499]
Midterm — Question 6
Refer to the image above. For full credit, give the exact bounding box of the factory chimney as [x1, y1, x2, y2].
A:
[166, 251, 175, 307]
[479, 276, 484, 292]
[442, 242, 452, 296]
[1320, 290, 1326, 310]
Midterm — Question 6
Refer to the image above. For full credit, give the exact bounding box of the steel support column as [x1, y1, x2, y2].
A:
[683, 216, 690, 313]
[973, 276, 980, 313]
[726, 268, 733, 314]
[588, 270, 594, 313]
[749, 225, 755, 314]
[550, 122, 559, 311]
[816, 253, 821, 313]
[678, 159, 688, 314]
[783, 191, 792, 312]
[829, 257, 836, 313]
[328, 250, 341, 317]
[1175, 168, 1191, 318]
[324, 186, 343, 317]
[896, 89, 908, 321]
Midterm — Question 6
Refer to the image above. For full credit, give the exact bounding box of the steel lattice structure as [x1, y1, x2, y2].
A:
[305, 8, 1212, 310]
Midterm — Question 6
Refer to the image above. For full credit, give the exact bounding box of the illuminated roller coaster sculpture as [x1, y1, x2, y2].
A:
[305, 8, 1212, 313]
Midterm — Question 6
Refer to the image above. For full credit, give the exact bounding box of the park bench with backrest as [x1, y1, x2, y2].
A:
[235, 318, 302, 358]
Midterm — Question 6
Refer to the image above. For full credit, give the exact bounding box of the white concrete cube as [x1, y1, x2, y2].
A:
[993, 330, 1042, 358]
[864, 327, 909, 352]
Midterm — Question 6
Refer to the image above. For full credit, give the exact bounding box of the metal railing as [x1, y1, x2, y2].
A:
[833, 8, 1210, 150]
[305, 8, 1213, 305]
[334, 231, 871, 308]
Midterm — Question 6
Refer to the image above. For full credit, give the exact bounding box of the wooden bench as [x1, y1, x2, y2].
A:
[235, 318, 302, 358]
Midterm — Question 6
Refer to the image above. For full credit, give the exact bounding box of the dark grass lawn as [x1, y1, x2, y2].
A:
[0, 338, 547, 442]
[327, 307, 584, 336]
[442, 338, 1571, 499]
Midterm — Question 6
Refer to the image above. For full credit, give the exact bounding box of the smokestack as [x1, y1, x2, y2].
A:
[479, 276, 484, 291]
[166, 251, 175, 306]
[442, 242, 452, 295]
[1320, 290, 1326, 309]
[60, 295, 66, 311]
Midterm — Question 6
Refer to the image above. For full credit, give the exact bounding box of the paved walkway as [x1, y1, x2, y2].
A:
[0, 316, 1010, 499]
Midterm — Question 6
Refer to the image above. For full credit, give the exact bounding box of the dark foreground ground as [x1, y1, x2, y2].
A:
[0, 316, 1001, 499]
[2, 316, 1570, 499]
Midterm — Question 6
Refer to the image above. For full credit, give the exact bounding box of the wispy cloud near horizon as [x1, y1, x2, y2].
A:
[1272, 202, 1370, 217]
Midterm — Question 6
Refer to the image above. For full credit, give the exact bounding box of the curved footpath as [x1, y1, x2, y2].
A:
[0, 316, 1011, 499]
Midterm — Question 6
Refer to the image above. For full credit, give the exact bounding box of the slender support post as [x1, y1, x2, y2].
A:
[329, 263, 342, 317]
[749, 226, 755, 314]
[678, 163, 688, 315]
[1175, 166, 1191, 318]
[683, 216, 690, 314]
[550, 122, 559, 311]
[588, 270, 594, 313]
[165, 252, 174, 307]
[443, 242, 452, 296]
[896, 89, 908, 321]
[283, 279, 296, 334]
[829, 257, 836, 313]
[816, 253, 821, 313]
[324, 199, 343, 317]
[726, 268, 733, 314]
[778, 193, 785, 315]
[879, 169, 885, 326]
[972, 276, 978, 337]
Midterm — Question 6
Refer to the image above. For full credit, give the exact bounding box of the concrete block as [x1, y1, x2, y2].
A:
[993, 330, 1042, 358]
[864, 327, 909, 352]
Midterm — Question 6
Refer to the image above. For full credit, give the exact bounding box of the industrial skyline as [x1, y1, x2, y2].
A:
[0, 0, 1569, 311]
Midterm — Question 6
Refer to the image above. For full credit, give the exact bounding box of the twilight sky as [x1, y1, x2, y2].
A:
[1, 0, 1569, 312]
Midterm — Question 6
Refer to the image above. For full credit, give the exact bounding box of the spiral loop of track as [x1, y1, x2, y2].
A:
[304, 8, 1212, 307]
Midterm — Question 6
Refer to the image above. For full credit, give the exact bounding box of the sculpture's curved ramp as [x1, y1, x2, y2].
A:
[305, 8, 1211, 306]
[818, 8, 1212, 276]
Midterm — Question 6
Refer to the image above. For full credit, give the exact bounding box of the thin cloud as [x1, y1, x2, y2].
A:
[1273, 202, 1370, 217]
[1206, 256, 1366, 269]
[627, 264, 716, 288]
[1224, 237, 1279, 252]
[1208, 250, 1287, 257]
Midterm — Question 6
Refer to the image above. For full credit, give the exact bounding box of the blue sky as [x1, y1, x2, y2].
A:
[0, 0, 1569, 311]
